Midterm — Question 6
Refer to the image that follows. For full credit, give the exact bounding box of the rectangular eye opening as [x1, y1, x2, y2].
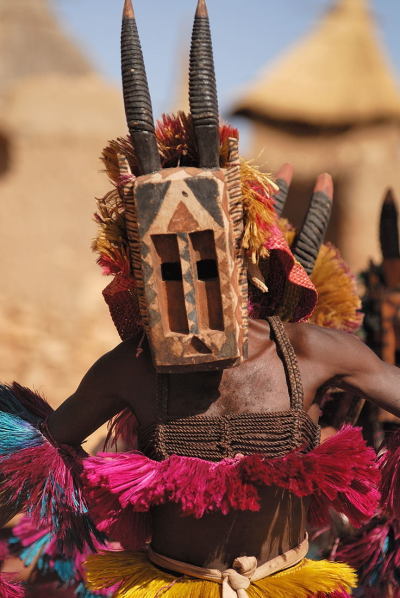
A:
[152, 234, 188, 333]
[190, 230, 224, 331]
[197, 259, 218, 281]
[161, 262, 183, 281]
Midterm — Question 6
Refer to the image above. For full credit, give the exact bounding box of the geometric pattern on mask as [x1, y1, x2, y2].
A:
[177, 231, 199, 335]
[124, 166, 246, 372]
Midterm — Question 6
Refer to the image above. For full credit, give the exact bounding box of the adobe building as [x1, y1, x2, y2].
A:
[233, 0, 400, 271]
[0, 0, 126, 408]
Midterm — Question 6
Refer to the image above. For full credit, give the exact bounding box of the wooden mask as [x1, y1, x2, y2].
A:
[120, 0, 247, 372]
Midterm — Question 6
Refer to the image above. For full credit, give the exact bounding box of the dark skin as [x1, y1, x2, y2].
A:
[47, 318, 400, 569]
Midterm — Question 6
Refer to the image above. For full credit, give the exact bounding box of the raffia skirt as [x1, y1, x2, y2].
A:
[85, 551, 357, 598]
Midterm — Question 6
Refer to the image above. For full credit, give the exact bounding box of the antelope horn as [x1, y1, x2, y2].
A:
[292, 173, 333, 275]
[380, 188, 400, 259]
[121, 0, 161, 174]
[189, 0, 220, 168]
[274, 163, 294, 217]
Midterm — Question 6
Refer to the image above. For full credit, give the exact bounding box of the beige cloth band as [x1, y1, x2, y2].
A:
[148, 534, 309, 598]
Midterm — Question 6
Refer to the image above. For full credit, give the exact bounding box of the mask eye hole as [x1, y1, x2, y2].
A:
[161, 262, 183, 281]
[197, 259, 218, 281]
[152, 233, 189, 333]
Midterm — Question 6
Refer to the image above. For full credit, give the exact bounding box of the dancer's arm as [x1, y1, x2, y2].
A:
[46, 338, 143, 445]
[291, 323, 400, 417]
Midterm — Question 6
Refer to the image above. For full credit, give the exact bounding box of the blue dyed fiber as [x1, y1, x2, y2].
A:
[0, 385, 41, 425]
[53, 557, 75, 585]
[76, 582, 109, 598]
[18, 533, 51, 567]
[0, 412, 43, 455]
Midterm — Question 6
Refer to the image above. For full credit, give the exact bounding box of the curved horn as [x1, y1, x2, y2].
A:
[380, 188, 400, 259]
[121, 0, 161, 174]
[189, 0, 220, 168]
[292, 173, 333, 275]
[274, 163, 294, 217]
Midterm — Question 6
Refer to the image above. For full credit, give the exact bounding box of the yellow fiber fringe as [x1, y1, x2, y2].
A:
[280, 221, 362, 331]
[92, 187, 130, 270]
[85, 551, 357, 598]
[310, 243, 362, 332]
[240, 159, 277, 263]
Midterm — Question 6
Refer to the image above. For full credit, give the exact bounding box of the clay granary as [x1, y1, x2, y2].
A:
[233, 0, 400, 271]
[0, 0, 125, 409]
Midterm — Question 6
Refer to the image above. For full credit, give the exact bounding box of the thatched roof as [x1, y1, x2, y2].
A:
[0, 0, 91, 95]
[234, 0, 400, 126]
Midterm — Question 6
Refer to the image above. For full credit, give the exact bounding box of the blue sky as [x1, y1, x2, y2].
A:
[53, 0, 400, 137]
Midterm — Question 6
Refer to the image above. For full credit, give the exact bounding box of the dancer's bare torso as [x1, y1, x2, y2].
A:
[48, 319, 400, 568]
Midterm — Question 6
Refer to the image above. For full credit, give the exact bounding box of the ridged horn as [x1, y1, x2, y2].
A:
[292, 173, 333, 275]
[274, 163, 294, 217]
[189, 0, 220, 168]
[380, 188, 400, 259]
[121, 0, 161, 174]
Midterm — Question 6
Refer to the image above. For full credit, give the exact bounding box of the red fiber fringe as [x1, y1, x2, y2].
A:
[378, 428, 400, 518]
[104, 408, 138, 451]
[0, 574, 24, 598]
[335, 518, 400, 596]
[83, 426, 379, 530]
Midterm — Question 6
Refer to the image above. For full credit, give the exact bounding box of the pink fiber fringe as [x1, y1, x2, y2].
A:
[83, 426, 379, 525]
[335, 518, 400, 592]
[83, 451, 260, 519]
[84, 483, 150, 551]
[244, 426, 379, 527]
[0, 574, 24, 598]
[0, 440, 90, 545]
[378, 428, 400, 518]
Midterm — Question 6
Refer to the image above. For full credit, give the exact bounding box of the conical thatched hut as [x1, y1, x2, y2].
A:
[233, 0, 400, 271]
[0, 0, 126, 406]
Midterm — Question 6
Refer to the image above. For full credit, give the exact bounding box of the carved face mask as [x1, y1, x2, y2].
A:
[120, 0, 248, 372]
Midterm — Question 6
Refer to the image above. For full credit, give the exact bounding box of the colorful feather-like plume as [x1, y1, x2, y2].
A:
[335, 518, 400, 598]
[8, 516, 111, 598]
[0, 384, 102, 552]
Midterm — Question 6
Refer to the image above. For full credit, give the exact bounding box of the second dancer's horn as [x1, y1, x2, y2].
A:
[292, 173, 333, 275]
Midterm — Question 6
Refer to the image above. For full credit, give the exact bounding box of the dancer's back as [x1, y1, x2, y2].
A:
[48, 316, 400, 569]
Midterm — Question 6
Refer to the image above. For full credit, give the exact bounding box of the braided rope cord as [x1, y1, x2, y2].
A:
[142, 319, 317, 461]
[266, 316, 304, 410]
